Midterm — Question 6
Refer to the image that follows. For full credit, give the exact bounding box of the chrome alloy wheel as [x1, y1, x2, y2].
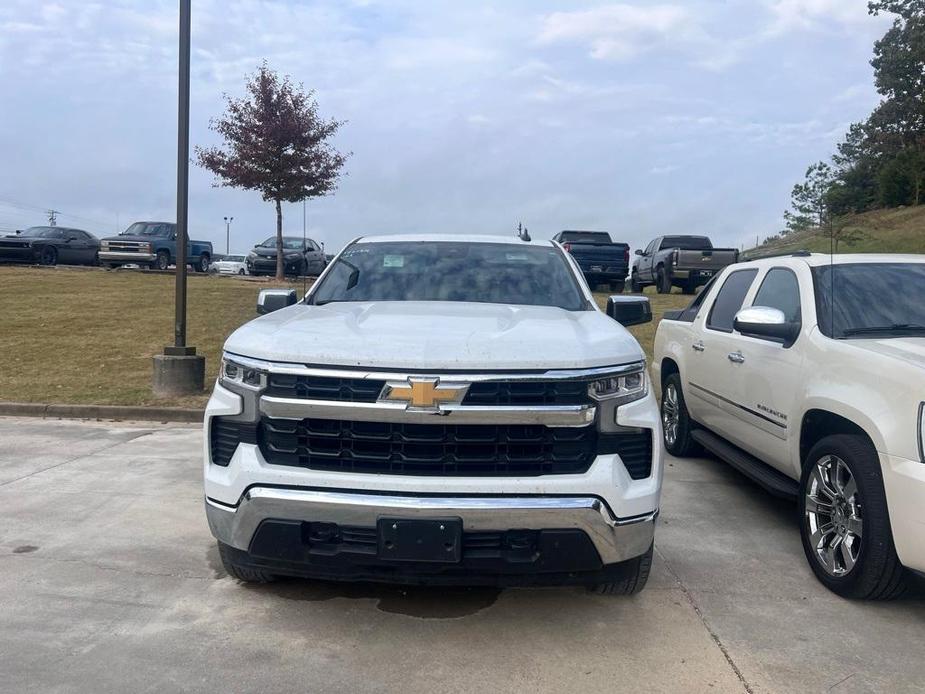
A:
[662, 382, 680, 448]
[805, 455, 863, 577]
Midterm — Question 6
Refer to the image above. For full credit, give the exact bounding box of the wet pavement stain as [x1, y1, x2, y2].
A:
[13, 545, 39, 554]
[263, 579, 501, 619]
[205, 545, 228, 578]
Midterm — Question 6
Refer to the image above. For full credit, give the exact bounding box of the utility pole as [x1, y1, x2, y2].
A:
[153, 0, 204, 397]
[224, 216, 233, 255]
[47, 210, 58, 226]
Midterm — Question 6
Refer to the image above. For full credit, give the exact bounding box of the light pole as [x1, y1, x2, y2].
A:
[152, 0, 204, 397]
[224, 216, 233, 255]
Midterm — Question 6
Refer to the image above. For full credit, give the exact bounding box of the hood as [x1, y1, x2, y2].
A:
[102, 234, 156, 243]
[224, 301, 644, 371]
[847, 337, 925, 371]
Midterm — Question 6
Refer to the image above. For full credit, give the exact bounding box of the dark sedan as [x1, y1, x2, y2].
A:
[245, 235, 326, 277]
[0, 227, 100, 266]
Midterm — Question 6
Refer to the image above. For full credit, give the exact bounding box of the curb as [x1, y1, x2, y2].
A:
[0, 401, 204, 423]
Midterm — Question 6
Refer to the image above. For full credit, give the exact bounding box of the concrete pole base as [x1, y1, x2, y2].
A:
[153, 352, 205, 397]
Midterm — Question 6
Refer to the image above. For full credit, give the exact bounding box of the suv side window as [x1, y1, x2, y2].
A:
[753, 267, 802, 324]
[706, 269, 758, 332]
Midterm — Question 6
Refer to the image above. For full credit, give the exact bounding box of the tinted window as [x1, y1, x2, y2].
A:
[813, 263, 925, 338]
[753, 268, 801, 323]
[20, 227, 57, 238]
[557, 231, 612, 244]
[259, 236, 304, 250]
[311, 241, 586, 310]
[676, 275, 719, 322]
[123, 222, 172, 237]
[706, 269, 758, 332]
[660, 236, 712, 251]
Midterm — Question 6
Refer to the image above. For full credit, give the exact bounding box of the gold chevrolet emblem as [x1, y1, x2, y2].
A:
[382, 378, 467, 411]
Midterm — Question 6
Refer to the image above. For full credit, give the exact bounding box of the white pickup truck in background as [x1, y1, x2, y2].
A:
[204, 234, 663, 594]
[653, 252, 925, 599]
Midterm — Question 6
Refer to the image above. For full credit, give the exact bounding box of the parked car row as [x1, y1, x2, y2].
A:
[0, 222, 330, 280]
[654, 252, 925, 599]
[554, 230, 739, 295]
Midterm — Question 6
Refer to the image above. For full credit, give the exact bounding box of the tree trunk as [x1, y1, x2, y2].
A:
[275, 199, 284, 281]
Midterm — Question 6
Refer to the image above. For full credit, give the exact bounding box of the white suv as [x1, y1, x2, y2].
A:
[654, 253, 925, 599]
[204, 234, 663, 594]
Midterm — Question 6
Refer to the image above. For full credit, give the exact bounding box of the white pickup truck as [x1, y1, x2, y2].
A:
[654, 253, 925, 599]
[204, 234, 663, 593]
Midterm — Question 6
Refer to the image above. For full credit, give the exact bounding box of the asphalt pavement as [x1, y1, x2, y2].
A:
[1, 417, 922, 693]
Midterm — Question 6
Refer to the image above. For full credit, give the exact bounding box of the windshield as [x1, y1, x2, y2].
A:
[813, 263, 925, 338]
[559, 232, 611, 244]
[259, 236, 304, 250]
[224, 255, 245, 262]
[310, 241, 587, 310]
[660, 236, 712, 251]
[20, 227, 59, 238]
[122, 222, 172, 237]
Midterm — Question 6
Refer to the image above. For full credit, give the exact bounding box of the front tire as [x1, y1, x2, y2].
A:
[238, 268, 245, 276]
[661, 373, 700, 456]
[154, 250, 170, 271]
[40, 246, 58, 266]
[197, 254, 211, 273]
[799, 434, 908, 600]
[218, 542, 277, 584]
[630, 272, 643, 293]
[589, 544, 653, 595]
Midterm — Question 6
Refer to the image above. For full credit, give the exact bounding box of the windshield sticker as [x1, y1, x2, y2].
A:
[383, 254, 405, 268]
[505, 253, 528, 261]
[342, 248, 370, 257]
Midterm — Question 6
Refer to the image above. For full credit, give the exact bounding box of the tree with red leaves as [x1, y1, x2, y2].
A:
[196, 63, 349, 280]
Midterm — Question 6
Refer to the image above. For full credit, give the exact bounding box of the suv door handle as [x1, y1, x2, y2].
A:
[727, 351, 745, 363]
[692, 341, 705, 352]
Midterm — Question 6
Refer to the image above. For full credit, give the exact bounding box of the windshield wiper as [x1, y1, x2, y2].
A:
[842, 323, 925, 337]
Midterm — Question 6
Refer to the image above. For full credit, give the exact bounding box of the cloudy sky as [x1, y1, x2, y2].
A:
[0, 1, 890, 253]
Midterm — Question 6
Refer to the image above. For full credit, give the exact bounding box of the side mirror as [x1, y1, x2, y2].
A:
[257, 288, 297, 315]
[634, 249, 643, 256]
[734, 306, 800, 344]
[607, 295, 652, 327]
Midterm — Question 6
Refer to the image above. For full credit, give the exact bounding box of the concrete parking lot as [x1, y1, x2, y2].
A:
[1, 417, 922, 693]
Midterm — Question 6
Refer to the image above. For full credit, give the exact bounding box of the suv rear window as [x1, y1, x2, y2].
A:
[706, 269, 758, 332]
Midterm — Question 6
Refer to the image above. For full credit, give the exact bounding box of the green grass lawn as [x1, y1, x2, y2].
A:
[0, 266, 692, 408]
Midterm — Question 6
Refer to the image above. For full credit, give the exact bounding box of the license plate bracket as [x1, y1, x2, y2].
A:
[377, 518, 463, 563]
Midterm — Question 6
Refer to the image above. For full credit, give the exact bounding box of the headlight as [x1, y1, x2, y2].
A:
[588, 369, 647, 404]
[220, 356, 266, 390]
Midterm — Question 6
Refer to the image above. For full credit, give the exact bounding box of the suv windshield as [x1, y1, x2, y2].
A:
[813, 262, 925, 338]
[259, 237, 304, 250]
[311, 241, 586, 310]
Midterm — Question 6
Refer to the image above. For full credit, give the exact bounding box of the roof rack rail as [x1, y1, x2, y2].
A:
[743, 249, 813, 262]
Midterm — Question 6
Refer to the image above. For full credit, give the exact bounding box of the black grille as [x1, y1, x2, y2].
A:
[304, 524, 511, 552]
[603, 430, 653, 480]
[210, 417, 258, 466]
[265, 374, 385, 402]
[462, 381, 590, 406]
[259, 417, 600, 476]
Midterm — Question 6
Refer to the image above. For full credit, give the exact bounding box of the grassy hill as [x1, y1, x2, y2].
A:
[745, 205, 925, 258]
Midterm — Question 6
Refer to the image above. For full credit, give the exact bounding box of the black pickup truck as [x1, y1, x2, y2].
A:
[631, 235, 738, 294]
[552, 230, 630, 292]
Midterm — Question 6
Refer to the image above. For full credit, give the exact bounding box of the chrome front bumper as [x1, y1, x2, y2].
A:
[206, 487, 657, 565]
[99, 251, 156, 263]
